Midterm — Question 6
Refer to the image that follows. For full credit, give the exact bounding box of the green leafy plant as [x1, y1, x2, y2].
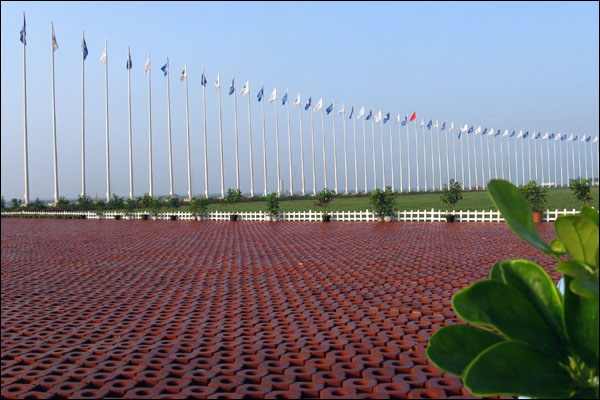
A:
[426, 179, 599, 399]
[265, 193, 280, 218]
[109, 194, 124, 210]
[77, 195, 93, 211]
[223, 188, 242, 213]
[55, 196, 71, 211]
[570, 178, 593, 208]
[440, 179, 463, 215]
[10, 198, 23, 210]
[150, 198, 162, 217]
[520, 180, 548, 212]
[370, 186, 396, 219]
[190, 196, 209, 219]
[1, 196, 5, 210]
[168, 196, 181, 210]
[141, 193, 154, 208]
[124, 198, 135, 216]
[313, 188, 335, 217]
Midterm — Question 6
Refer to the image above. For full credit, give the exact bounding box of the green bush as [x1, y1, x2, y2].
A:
[190, 196, 209, 219]
[223, 188, 242, 212]
[11, 198, 23, 210]
[314, 188, 335, 216]
[109, 194, 124, 210]
[77, 195, 93, 211]
[426, 179, 599, 399]
[266, 193, 280, 217]
[141, 193, 154, 208]
[124, 198, 135, 215]
[570, 178, 593, 208]
[370, 186, 396, 219]
[168, 196, 181, 210]
[150, 198, 162, 216]
[440, 179, 463, 214]
[520, 180, 548, 212]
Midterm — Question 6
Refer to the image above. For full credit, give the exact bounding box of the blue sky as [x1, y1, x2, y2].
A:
[1, 1, 598, 200]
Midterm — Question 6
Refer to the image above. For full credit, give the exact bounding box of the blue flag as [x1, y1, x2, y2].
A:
[257, 86, 264, 102]
[427, 120, 432, 130]
[82, 38, 88, 60]
[229, 78, 235, 95]
[573, 135, 578, 141]
[349, 106, 354, 119]
[509, 130, 515, 138]
[586, 136, 591, 143]
[20, 14, 26, 45]
[282, 93, 287, 105]
[561, 134, 567, 141]
[304, 97, 311, 110]
[494, 129, 501, 137]
[366, 110, 372, 120]
[383, 113, 390, 123]
[126, 53, 132, 70]
[200, 72, 207, 87]
[482, 128, 488, 135]
[534, 132, 541, 139]
[161, 62, 168, 77]
[468, 126, 474, 134]
[523, 131, 529, 139]
[441, 122, 446, 131]
[458, 131, 462, 139]
[326, 103, 333, 115]
[401, 116, 408, 127]
[549, 133, 555, 140]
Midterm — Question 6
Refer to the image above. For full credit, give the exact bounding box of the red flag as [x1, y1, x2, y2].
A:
[409, 111, 416, 122]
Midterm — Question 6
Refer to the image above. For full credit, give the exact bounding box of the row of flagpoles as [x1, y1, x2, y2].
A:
[17, 15, 599, 204]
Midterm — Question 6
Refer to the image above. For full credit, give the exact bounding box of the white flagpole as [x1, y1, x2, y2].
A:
[399, 123, 404, 192]
[559, 137, 564, 186]
[233, 76, 240, 192]
[566, 137, 571, 185]
[51, 23, 59, 204]
[184, 63, 192, 200]
[352, 109, 358, 194]
[466, 131, 472, 190]
[534, 135, 538, 183]
[445, 128, 450, 186]
[473, 133, 479, 189]
[514, 134, 519, 186]
[372, 115, 377, 190]
[363, 113, 367, 194]
[415, 121, 420, 192]
[389, 123, 394, 192]
[526, 135, 531, 183]
[342, 106, 348, 194]
[166, 58, 174, 198]
[217, 72, 224, 198]
[407, 123, 411, 191]
[506, 134, 511, 184]
[261, 84, 268, 196]
[202, 68, 208, 198]
[246, 82, 254, 197]
[286, 91, 293, 195]
[550, 137, 555, 187]
[437, 125, 442, 191]
[80, 31, 85, 198]
[460, 128, 465, 186]
[423, 122, 428, 191]
[22, 13, 30, 205]
[486, 133, 492, 185]
[103, 38, 110, 202]
[493, 134, 498, 179]
[380, 119, 386, 188]
[298, 95, 305, 196]
[578, 139, 582, 179]
[311, 100, 316, 195]
[452, 127, 457, 183]
[430, 125, 435, 190]
[127, 46, 134, 200]
[500, 133, 505, 181]
[147, 53, 153, 198]
[571, 138, 576, 180]
[584, 140, 588, 181]
[274, 86, 281, 196]
[321, 103, 327, 190]
[332, 101, 338, 194]
[480, 132, 485, 189]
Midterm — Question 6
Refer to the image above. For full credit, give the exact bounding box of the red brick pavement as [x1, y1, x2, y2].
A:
[1, 219, 559, 399]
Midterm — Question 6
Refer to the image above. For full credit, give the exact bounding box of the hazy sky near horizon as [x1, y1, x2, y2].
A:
[1, 1, 598, 201]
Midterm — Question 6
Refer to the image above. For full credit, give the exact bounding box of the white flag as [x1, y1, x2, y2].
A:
[338, 104, 344, 115]
[488, 128, 494, 136]
[179, 64, 186, 81]
[144, 57, 150, 75]
[51, 24, 59, 52]
[592, 136, 598, 143]
[502, 129, 509, 137]
[450, 122, 454, 131]
[542, 132, 549, 140]
[214, 72, 220, 90]
[580, 135, 586, 142]
[374, 110, 382, 122]
[475, 126, 482, 135]
[240, 81, 249, 96]
[531, 131, 537, 140]
[314, 97, 323, 112]
[460, 124, 468, 133]
[269, 87, 277, 103]
[434, 120, 439, 128]
[357, 106, 365, 119]
[395, 114, 401, 124]
[100, 46, 107, 64]
[420, 119, 424, 127]
[555, 133, 561, 141]
[293, 92, 300, 107]
[517, 130, 523, 138]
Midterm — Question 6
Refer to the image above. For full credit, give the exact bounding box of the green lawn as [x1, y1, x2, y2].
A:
[164, 186, 599, 213]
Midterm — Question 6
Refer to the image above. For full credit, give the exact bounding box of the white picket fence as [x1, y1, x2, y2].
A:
[1, 208, 580, 222]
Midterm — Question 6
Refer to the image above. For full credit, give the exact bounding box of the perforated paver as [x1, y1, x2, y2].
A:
[1, 219, 559, 399]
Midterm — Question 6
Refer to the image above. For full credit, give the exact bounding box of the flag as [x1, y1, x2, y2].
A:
[126, 52, 132, 70]
[580, 135, 586, 142]
[409, 112, 416, 122]
[460, 124, 467, 133]
[523, 131, 529, 139]
[357, 106, 365, 119]
[482, 127, 488, 135]
[450, 122, 454, 131]
[293, 93, 300, 106]
[592, 136, 598, 143]
[201, 71, 207, 86]
[542, 132, 549, 140]
[395, 114, 400, 124]
[282, 92, 288, 105]
[268, 87, 277, 103]
[434, 120, 439, 129]
[304, 96, 311, 110]
[427, 120, 432, 130]
[240, 81, 249, 96]
[326, 103, 333, 115]
[257, 86, 264, 102]
[420, 119, 424, 127]
[338, 104, 344, 115]
[401, 116, 408, 126]
[441, 122, 446, 131]
[561, 134, 567, 141]
[20, 14, 26, 45]
[383, 112, 390, 123]
[458, 131, 462, 139]
[509, 130, 515, 137]
[517, 130, 523, 138]
[474, 126, 482, 135]
[534, 131, 541, 139]
[214, 72, 220, 90]
[495, 129, 502, 137]
[160, 61, 168, 76]
[144, 57, 150, 75]
[365, 109, 372, 120]
[573, 135, 578, 142]
[229, 77, 235, 95]
[314, 97, 323, 112]
[585, 136, 591, 143]
[487, 128, 494, 136]
[82, 37, 88, 60]
[349, 106, 354, 119]
[468, 126, 474, 134]
[51, 24, 58, 52]
[101, 46, 107, 64]
[374, 110, 382, 122]
[179, 65, 187, 81]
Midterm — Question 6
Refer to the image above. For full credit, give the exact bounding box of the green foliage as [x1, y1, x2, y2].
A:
[571, 178, 593, 207]
[94, 199, 106, 214]
[150, 198, 162, 216]
[167, 196, 181, 210]
[314, 188, 335, 216]
[265, 193, 280, 217]
[55, 196, 71, 211]
[77, 195, 93, 211]
[11, 198, 23, 210]
[190, 196, 209, 218]
[124, 198, 135, 215]
[141, 193, 154, 208]
[520, 180, 548, 212]
[370, 186, 396, 218]
[440, 179, 463, 214]
[26, 198, 47, 212]
[1, 196, 5, 210]
[109, 194, 124, 210]
[223, 188, 242, 212]
[426, 179, 599, 399]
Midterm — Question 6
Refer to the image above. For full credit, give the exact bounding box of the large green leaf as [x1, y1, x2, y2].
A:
[426, 324, 504, 376]
[555, 215, 599, 270]
[550, 238, 567, 255]
[452, 280, 564, 359]
[487, 180, 551, 252]
[580, 206, 599, 227]
[462, 340, 575, 398]
[489, 262, 503, 281]
[563, 276, 600, 370]
[495, 260, 565, 343]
